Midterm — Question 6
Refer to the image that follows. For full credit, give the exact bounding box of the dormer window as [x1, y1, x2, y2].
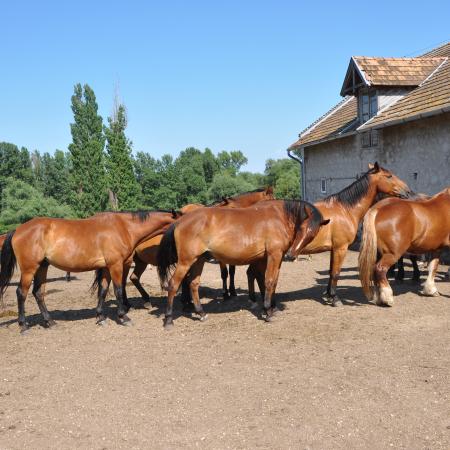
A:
[359, 89, 377, 123]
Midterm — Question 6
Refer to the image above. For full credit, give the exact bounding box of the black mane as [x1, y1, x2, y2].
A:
[324, 169, 374, 207]
[283, 200, 323, 232]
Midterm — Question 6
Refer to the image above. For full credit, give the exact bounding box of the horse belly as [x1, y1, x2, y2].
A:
[46, 242, 106, 272]
[208, 241, 265, 266]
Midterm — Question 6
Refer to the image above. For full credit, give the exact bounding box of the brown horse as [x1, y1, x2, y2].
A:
[156, 200, 329, 328]
[129, 187, 274, 301]
[0, 210, 180, 333]
[359, 188, 450, 306]
[0, 233, 6, 250]
[246, 163, 412, 307]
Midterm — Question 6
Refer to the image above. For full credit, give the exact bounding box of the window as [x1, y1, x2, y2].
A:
[361, 130, 379, 148]
[320, 178, 327, 194]
[359, 89, 378, 123]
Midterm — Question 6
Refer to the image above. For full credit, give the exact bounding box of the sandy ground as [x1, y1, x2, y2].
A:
[0, 251, 449, 450]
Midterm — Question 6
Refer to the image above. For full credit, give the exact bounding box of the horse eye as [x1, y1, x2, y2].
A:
[387, 175, 393, 179]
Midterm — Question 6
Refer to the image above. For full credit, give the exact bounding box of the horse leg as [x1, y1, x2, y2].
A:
[129, 256, 151, 303]
[108, 264, 131, 326]
[180, 277, 194, 313]
[411, 255, 421, 283]
[220, 262, 230, 299]
[229, 265, 237, 297]
[395, 257, 405, 282]
[16, 271, 35, 334]
[65, 272, 71, 282]
[420, 254, 440, 296]
[122, 264, 132, 312]
[32, 262, 56, 328]
[326, 246, 348, 307]
[188, 259, 207, 321]
[262, 253, 282, 321]
[246, 264, 258, 309]
[374, 254, 397, 306]
[96, 269, 111, 325]
[164, 263, 192, 329]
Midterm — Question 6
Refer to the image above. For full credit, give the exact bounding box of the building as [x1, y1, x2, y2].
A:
[289, 42, 450, 202]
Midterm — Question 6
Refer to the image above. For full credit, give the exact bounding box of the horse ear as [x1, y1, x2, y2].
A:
[368, 162, 380, 172]
[320, 218, 330, 226]
[266, 186, 274, 195]
[171, 209, 182, 218]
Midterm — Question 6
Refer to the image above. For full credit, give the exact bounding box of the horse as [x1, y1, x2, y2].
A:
[0, 210, 180, 333]
[156, 200, 330, 329]
[129, 187, 275, 302]
[0, 233, 6, 250]
[247, 162, 412, 307]
[359, 187, 450, 306]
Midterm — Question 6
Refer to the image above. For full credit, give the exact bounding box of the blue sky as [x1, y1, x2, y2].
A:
[1, 1, 449, 173]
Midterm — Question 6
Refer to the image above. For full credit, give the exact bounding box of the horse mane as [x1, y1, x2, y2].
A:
[101, 209, 174, 222]
[324, 169, 375, 207]
[283, 200, 322, 232]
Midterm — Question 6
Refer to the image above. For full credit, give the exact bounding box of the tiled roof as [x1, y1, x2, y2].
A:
[290, 42, 450, 149]
[289, 97, 358, 148]
[353, 56, 445, 86]
[359, 57, 450, 130]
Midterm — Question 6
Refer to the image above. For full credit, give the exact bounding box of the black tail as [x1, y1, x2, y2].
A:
[0, 231, 17, 299]
[157, 223, 178, 288]
[90, 268, 104, 295]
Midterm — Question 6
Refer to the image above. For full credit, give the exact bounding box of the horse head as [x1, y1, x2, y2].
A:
[369, 162, 413, 199]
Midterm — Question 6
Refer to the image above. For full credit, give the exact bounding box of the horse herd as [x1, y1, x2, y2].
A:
[0, 162, 449, 333]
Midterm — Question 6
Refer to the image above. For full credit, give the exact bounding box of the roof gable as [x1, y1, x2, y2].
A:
[341, 56, 445, 95]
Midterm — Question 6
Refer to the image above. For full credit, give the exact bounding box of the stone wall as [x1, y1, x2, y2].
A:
[303, 112, 450, 202]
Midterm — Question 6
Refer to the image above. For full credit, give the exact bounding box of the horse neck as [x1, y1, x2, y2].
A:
[342, 182, 379, 222]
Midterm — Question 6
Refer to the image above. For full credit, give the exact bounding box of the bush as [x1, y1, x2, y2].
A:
[0, 178, 74, 233]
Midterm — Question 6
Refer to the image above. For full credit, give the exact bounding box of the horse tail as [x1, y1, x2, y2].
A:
[90, 268, 104, 295]
[0, 231, 17, 300]
[157, 224, 178, 288]
[358, 208, 378, 300]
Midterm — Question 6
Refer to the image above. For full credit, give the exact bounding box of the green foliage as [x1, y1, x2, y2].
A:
[217, 150, 248, 176]
[207, 173, 255, 202]
[104, 104, 141, 210]
[68, 83, 107, 217]
[0, 178, 74, 233]
[264, 158, 300, 199]
[0, 142, 33, 198]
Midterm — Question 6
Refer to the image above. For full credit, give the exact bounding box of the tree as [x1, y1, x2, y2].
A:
[68, 83, 107, 217]
[104, 104, 141, 210]
[207, 173, 255, 202]
[0, 142, 33, 199]
[217, 150, 248, 175]
[0, 178, 74, 233]
[264, 158, 301, 199]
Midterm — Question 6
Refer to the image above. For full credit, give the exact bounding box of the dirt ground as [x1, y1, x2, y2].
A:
[0, 251, 449, 450]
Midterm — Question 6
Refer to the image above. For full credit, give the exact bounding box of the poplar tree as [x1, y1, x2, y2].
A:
[104, 103, 141, 210]
[68, 84, 106, 217]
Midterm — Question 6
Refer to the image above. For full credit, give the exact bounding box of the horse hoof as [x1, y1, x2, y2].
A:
[143, 301, 153, 309]
[331, 298, 342, 307]
[118, 316, 132, 326]
[272, 308, 281, 317]
[264, 315, 273, 323]
[163, 321, 174, 330]
[199, 314, 208, 322]
[45, 320, 57, 328]
[96, 319, 108, 326]
[20, 327, 30, 335]
[230, 290, 237, 297]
